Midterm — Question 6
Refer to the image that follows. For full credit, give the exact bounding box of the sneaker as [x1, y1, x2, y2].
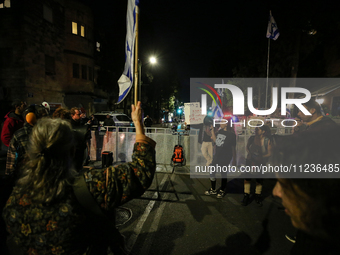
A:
[217, 190, 226, 198]
[285, 234, 296, 244]
[255, 194, 263, 207]
[204, 188, 217, 195]
[241, 193, 250, 206]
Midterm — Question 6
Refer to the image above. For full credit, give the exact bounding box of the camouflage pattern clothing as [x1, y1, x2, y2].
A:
[3, 139, 156, 254]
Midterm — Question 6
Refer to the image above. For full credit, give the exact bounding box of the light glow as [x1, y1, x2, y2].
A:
[72, 22, 77, 34]
[315, 98, 324, 105]
[149, 57, 157, 64]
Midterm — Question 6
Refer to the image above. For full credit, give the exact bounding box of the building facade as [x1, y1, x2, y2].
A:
[0, 0, 107, 115]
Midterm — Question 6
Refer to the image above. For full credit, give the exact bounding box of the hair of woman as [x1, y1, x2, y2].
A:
[16, 118, 77, 203]
[259, 125, 271, 138]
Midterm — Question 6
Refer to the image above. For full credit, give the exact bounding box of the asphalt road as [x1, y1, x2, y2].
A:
[0, 157, 296, 255]
[117, 167, 296, 255]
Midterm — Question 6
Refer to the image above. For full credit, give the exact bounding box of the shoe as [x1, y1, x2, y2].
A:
[255, 194, 263, 207]
[217, 190, 226, 198]
[285, 234, 296, 244]
[204, 188, 217, 195]
[241, 193, 250, 206]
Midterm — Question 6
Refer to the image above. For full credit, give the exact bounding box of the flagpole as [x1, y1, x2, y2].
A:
[265, 37, 270, 109]
[134, 6, 139, 106]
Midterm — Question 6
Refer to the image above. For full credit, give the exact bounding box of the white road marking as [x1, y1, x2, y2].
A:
[125, 174, 169, 253]
[139, 174, 176, 255]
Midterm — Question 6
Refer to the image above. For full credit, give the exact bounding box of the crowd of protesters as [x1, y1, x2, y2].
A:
[0, 100, 156, 254]
[198, 99, 340, 254]
[1, 98, 340, 254]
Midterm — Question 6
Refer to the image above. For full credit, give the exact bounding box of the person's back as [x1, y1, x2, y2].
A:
[5, 104, 48, 178]
[3, 102, 156, 254]
[103, 115, 114, 126]
[144, 116, 152, 127]
[1, 99, 26, 147]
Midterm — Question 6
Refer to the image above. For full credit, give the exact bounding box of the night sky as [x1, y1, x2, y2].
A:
[95, 0, 340, 102]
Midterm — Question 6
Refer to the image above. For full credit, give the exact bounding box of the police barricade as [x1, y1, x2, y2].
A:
[89, 125, 293, 171]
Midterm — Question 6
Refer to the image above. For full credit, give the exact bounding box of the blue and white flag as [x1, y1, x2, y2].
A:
[217, 79, 224, 97]
[266, 11, 280, 40]
[117, 0, 139, 104]
[211, 98, 223, 119]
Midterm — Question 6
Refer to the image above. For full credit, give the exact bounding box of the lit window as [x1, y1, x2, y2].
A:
[81, 25, 85, 37]
[72, 22, 78, 35]
[43, 5, 53, 23]
[0, 0, 11, 8]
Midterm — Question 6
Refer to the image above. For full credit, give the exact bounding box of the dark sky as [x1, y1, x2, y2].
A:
[95, 0, 339, 102]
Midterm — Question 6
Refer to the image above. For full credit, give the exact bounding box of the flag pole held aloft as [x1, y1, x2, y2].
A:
[265, 10, 280, 109]
[134, 5, 139, 106]
[117, 0, 140, 104]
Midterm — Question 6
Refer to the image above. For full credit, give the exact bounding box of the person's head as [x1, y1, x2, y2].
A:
[16, 118, 77, 203]
[22, 104, 49, 126]
[70, 107, 81, 121]
[203, 116, 213, 127]
[106, 114, 110, 119]
[52, 107, 71, 120]
[255, 125, 271, 138]
[12, 99, 26, 114]
[219, 117, 231, 131]
[272, 126, 340, 241]
[297, 99, 322, 122]
[146, 115, 150, 118]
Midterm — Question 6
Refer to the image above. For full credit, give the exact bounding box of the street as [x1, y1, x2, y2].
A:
[117, 166, 296, 255]
[0, 150, 296, 255]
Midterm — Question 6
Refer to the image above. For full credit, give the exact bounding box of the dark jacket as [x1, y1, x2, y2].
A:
[291, 230, 337, 255]
[308, 116, 337, 130]
[104, 118, 115, 126]
[144, 117, 153, 127]
[3, 138, 156, 254]
[190, 123, 213, 144]
[1, 111, 24, 147]
[71, 119, 81, 128]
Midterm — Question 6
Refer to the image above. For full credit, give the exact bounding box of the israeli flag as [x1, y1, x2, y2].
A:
[117, 0, 139, 104]
[211, 99, 223, 119]
[266, 11, 280, 40]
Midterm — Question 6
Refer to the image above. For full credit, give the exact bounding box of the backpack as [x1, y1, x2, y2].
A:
[172, 145, 184, 163]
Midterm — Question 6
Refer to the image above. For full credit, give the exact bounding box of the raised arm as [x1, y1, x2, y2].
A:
[85, 102, 157, 210]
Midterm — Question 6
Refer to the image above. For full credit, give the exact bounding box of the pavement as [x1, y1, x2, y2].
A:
[0, 144, 297, 255]
[113, 165, 296, 255]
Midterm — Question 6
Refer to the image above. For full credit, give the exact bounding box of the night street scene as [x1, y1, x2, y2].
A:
[1, 0, 340, 254]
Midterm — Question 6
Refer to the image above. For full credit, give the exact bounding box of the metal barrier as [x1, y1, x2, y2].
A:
[89, 125, 293, 167]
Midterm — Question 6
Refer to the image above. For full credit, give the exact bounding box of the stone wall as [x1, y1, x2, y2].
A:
[0, 0, 101, 110]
